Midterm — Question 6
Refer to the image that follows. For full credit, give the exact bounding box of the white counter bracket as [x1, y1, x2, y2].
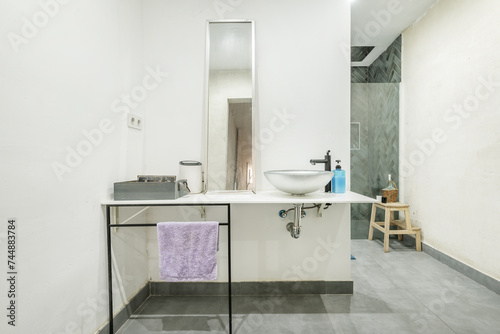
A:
[113, 206, 151, 232]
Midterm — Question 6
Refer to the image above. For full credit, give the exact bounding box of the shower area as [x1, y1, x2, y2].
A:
[350, 36, 401, 239]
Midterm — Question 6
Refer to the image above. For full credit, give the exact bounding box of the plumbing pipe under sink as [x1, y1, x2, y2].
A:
[286, 203, 303, 239]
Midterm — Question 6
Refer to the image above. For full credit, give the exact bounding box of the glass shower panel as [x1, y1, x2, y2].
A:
[351, 83, 399, 239]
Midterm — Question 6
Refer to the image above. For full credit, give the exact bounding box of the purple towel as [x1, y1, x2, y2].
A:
[157, 221, 219, 281]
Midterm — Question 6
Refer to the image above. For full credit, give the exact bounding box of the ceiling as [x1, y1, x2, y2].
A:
[351, 0, 439, 66]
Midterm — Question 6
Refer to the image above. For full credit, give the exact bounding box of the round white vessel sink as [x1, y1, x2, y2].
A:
[264, 170, 334, 196]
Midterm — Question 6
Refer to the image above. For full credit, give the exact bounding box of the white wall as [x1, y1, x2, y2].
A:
[0, 1, 149, 333]
[142, 0, 351, 282]
[0, 0, 351, 333]
[142, 0, 351, 184]
[146, 204, 351, 282]
[401, 0, 500, 281]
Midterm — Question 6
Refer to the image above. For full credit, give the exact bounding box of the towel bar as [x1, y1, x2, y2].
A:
[104, 203, 232, 334]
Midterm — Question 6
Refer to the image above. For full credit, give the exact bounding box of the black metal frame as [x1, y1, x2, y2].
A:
[105, 203, 232, 333]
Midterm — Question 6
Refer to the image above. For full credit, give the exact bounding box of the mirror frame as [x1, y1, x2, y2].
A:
[204, 19, 256, 193]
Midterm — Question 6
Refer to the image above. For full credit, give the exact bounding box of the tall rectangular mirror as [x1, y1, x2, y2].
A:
[205, 20, 255, 192]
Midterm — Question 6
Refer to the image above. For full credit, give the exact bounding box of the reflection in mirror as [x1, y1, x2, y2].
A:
[206, 21, 255, 192]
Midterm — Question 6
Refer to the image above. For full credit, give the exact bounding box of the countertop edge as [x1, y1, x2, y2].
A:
[101, 191, 376, 206]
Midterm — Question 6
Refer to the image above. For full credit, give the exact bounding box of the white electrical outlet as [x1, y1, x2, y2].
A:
[127, 113, 143, 130]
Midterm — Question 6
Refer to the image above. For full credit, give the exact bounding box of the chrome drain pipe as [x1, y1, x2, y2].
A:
[286, 203, 303, 239]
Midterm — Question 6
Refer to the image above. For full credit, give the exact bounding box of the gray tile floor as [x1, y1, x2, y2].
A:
[116, 240, 500, 333]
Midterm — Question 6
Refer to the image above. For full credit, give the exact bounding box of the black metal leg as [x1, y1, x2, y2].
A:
[106, 205, 114, 334]
[104, 203, 232, 334]
[227, 204, 232, 334]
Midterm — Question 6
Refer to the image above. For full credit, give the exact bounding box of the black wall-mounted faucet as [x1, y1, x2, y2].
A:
[310, 150, 332, 192]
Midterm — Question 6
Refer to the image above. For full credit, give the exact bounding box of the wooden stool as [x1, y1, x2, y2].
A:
[368, 202, 421, 253]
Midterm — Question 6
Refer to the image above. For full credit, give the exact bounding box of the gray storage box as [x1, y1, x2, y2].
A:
[114, 175, 190, 200]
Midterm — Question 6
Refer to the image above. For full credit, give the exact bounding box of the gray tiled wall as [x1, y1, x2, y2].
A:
[351, 67, 368, 83]
[351, 36, 401, 84]
[350, 36, 401, 239]
[368, 35, 402, 83]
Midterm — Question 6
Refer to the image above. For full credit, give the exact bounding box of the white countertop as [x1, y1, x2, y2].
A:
[101, 190, 376, 206]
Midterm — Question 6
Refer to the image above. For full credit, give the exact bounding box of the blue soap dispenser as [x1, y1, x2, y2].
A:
[332, 160, 345, 193]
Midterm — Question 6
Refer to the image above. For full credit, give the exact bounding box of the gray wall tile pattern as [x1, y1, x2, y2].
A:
[351, 35, 401, 84]
[350, 36, 401, 238]
[351, 67, 368, 83]
[351, 83, 399, 235]
[351, 46, 375, 62]
[368, 35, 402, 83]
